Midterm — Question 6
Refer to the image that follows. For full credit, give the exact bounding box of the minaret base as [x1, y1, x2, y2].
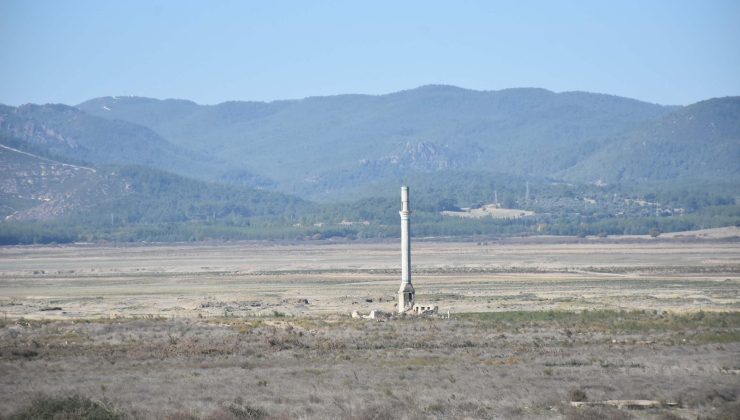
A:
[398, 283, 415, 313]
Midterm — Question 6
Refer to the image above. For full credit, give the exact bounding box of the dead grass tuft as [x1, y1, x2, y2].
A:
[568, 389, 588, 402]
[8, 395, 123, 420]
[564, 405, 634, 420]
[1, 311, 738, 419]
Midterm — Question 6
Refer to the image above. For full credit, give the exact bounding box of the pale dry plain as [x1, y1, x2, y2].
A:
[0, 236, 739, 318]
[1, 232, 739, 419]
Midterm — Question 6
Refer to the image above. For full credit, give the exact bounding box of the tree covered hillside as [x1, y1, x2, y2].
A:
[0, 142, 312, 243]
[561, 97, 740, 183]
[1, 86, 738, 244]
[78, 86, 677, 196]
[0, 103, 246, 183]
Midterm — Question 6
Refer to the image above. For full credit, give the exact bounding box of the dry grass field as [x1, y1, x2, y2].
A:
[0, 233, 738, 419]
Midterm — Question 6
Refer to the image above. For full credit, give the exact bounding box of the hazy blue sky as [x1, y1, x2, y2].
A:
[1, 0, 738, 106]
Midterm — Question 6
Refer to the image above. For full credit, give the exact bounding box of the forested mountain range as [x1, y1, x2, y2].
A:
[0, 103, 270, 187]
[3, 85, 736, 199]
[1, 86, 738, 243]
[77, 85, 694, 197]
[0, 142, 308, 223]
[561, 97, 740, 183]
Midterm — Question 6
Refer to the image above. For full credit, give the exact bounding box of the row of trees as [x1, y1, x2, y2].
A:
[1, 163, 737, 244]
[2, 209, 737, 245]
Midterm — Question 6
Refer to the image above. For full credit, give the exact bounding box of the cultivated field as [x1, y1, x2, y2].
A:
[0, 234, 738, 418]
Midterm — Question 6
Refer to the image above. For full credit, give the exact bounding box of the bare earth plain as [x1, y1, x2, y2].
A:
[0, 233, 738, 419]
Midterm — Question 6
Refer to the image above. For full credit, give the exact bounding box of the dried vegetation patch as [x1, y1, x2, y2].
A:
[1, 311, 738, 419]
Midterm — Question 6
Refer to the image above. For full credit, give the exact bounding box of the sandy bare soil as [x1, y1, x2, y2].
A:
[0, 239, 738, 319]
[442, 203, 535, 218]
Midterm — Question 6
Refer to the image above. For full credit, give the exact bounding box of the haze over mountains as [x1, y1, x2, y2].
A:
[4, 86, 738, 195]
[562, 97, 740, 183]
[1, 85, 738, 241]
[76, 86, 704, 194]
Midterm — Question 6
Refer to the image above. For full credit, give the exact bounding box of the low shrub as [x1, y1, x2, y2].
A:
[568, 388, 588, 402]
[565, 405, 633, 420]
[225, 404, 269, 420]
[10, 395, 122, 420]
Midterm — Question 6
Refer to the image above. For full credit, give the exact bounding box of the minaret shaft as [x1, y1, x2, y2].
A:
[401, 213, 411, 283]
[398, 186, 415, 313]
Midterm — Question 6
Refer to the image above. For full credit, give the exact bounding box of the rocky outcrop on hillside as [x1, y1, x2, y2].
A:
[0, 105, 82, 149]
[0, 145, 124, 221]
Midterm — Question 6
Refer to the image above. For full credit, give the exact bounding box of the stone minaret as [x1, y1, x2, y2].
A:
[398, 186, 415, 313]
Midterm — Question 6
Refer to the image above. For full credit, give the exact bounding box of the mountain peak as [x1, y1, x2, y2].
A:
[79, 96, 198, 108]
[15, 103, 82, 115]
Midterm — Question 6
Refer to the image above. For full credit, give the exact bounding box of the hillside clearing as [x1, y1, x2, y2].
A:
[442, 204, 535, 219]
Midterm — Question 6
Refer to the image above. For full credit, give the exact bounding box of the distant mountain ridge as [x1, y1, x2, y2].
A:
[0, 103, 272, 187]
[1, 85, 736, 202]
[0, 103, 204, 171]
[2, 86, 739, 244]
[76, 85, 700, 197]
[0, 142, 308, 224]
[561, 97, 740, 183]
